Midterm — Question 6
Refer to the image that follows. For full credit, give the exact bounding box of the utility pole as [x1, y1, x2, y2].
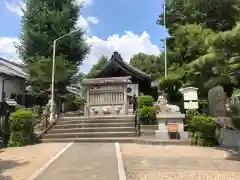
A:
[49, 29, 80, 122]
[163, 0, 167, 77]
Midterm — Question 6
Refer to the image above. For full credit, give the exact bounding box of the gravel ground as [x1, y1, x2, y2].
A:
[120, 144, 240, 180]
[0, 143, 67, 180]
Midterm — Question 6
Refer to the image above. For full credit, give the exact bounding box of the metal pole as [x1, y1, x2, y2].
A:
[49, 40, 56, 122]
[49, 29, 79, 122]
[1, 79, 4, 102]
[163, 0, 167, 77]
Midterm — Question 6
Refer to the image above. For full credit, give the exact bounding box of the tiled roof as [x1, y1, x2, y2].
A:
[0, 57, 27, 79]
[91, 51, 152, 80]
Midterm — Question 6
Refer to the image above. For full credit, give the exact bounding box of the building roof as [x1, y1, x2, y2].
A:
[0, 57, 27, 79]
[90, 51, 153, 81]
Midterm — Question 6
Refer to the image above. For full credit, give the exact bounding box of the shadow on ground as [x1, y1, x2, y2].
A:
[0, 150, 29, 180]
[214, 147, 240, 162]
[225, 151, 240, 161]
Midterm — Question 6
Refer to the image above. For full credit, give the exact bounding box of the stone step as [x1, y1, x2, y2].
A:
[52, 122, 135, 129]
[133, 137, 191, 146]
[58, 118, 134, 125]
[61, 115, 134, 120]
[48, 127, 135, 134]
[44, 131, 136, 139]
[41, 137, 135, 143]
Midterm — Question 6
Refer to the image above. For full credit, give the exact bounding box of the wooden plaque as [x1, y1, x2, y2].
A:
[167, 123, 178, 131]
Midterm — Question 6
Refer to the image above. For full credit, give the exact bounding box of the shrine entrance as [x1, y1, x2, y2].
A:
[82, 51, 157, 117]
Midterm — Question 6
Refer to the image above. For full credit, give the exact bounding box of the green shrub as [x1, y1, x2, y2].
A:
[139, 106, 157, 125]
[226, 104, 240, 130]
[232, 116, 240, 130]
[189, 115, 214, 132]
[139, 95, 154, 108]
[8, 109, 36, 147]
[187, 114, 218, 146]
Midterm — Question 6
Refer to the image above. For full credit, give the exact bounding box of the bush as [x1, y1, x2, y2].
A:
[139, 106, 157, 125]
[8, 109, 36, 147]
[227, 104, 240, 130]
[187, 114, 218, 146]
[139, 95, 154, 108]
[232, 116, 240, 130]
[188, 115, 214, 132]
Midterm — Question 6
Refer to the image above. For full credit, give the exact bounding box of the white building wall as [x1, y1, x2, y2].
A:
[0, 76, 25, 102]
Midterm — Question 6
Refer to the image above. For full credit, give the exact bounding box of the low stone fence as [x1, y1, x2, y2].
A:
[219, 128, 240, 149]
[140, 125, 158, 137]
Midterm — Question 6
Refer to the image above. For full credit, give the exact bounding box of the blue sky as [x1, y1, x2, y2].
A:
[0, 0, 167, 72]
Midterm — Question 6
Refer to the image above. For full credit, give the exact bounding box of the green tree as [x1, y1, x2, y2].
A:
[157, 0, 240, 99]
[130, 53, 164, 77]
[88, 55, 108, 77]
[158, 0, 240, 33]
[157, 0, 240, 68]
[17, 0, 90, 95]
[189, 23, 240, 93]
[169, 24, 214, 66]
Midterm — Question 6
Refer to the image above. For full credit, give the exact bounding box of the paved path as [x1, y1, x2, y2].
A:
[35, 143, 119, 180]
[121, 144, 240, 180]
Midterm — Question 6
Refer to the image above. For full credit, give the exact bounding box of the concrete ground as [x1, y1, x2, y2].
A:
[0, 143, 67, 180]
[120, 144, 240, 180]
[2, 142, 240, 180]
[34, 143, 119, 180]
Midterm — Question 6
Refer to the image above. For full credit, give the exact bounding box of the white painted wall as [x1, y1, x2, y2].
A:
[0, 76, 25, 102]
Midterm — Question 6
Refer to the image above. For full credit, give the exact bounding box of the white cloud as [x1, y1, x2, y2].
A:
[80, 31, 160, 73]
[0, 37, 21, 62]
[76, 15, 90, 30]
[5, 0, 99, 34]
[76, 16, 99, 31]
[75, 0, 93, 7]
[0, 32, 160, 74]
[87, 16, 99, 24]
[4, 0, 25, 16]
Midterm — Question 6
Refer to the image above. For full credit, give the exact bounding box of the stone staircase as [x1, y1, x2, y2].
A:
[41, 114, 136, 143]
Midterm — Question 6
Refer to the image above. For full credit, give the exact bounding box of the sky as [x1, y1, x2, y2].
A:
[0, 0, 167, 73]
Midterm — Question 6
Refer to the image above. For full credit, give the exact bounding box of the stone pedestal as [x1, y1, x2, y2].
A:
[153, 95, 189, 140]
[155, 112, 188, 140]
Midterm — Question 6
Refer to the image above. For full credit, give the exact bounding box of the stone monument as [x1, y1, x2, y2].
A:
[208, 86, 227, 117]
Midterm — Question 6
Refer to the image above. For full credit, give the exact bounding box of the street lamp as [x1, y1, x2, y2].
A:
[49, 29, 80, 122]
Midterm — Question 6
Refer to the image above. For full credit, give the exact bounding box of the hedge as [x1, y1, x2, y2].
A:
[186, 113, 218, 146]
[139, 95, 154, 108]
[8, 109, 36, 147]
[139, 106, 157, 125]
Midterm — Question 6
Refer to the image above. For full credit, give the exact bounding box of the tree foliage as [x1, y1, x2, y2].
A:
[190, 24, 240, 89]
[88, 55, 108, 77]
[17, 0, 90, 95]
[157, 0, 240, 98]
[158, 0, 240, 33]
[130, 53, 164, 77]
